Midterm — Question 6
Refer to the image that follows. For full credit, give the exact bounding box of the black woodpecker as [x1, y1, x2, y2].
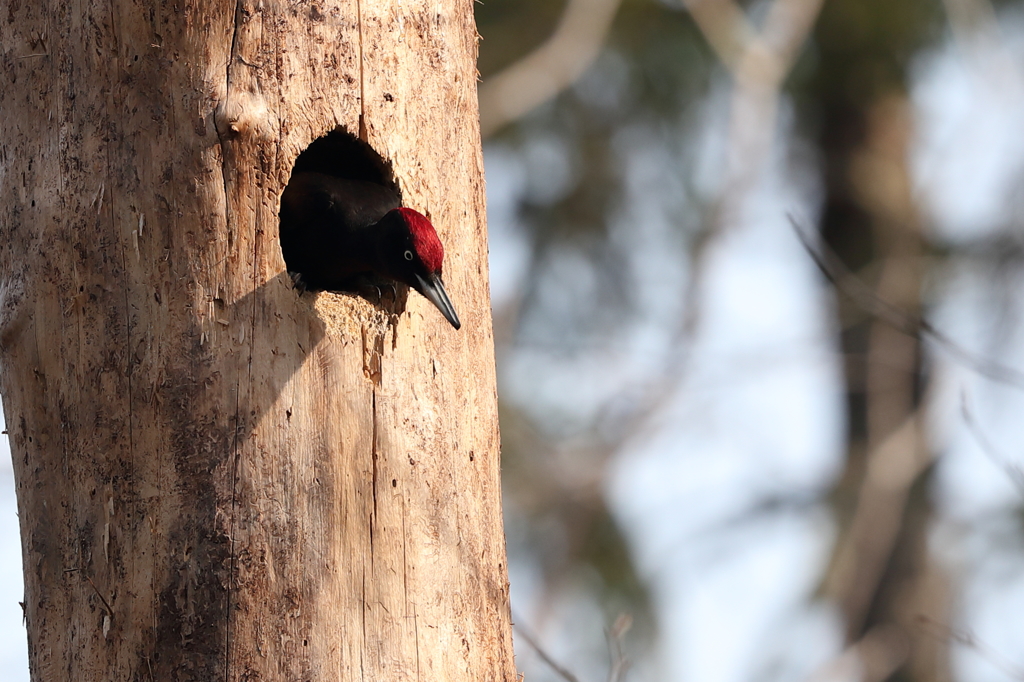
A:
[280, 171, 460, 330]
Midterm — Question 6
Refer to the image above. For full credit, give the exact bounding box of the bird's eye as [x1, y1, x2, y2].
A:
[404, 250, 414, 261]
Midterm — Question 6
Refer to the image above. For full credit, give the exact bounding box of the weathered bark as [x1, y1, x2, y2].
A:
[0, 1, 515, 680]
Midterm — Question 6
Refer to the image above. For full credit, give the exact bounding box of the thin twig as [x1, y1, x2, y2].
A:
[790, 214, 1024, 389]
[606, 613, 632, 682]
[512, 613, 583, 682]
[917, 615, 1024, 680]
[960, 393, 1024, 497]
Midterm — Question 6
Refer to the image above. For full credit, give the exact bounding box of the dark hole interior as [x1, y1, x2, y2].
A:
[288, 128, 399, 196]
[279, 129, 408, 312]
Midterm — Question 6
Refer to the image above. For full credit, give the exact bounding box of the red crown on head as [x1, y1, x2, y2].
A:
[397, 208, 444, 273]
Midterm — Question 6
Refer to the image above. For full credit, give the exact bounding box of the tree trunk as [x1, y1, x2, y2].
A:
[811, 1, 948, 676]
[0, 1, 515, 680]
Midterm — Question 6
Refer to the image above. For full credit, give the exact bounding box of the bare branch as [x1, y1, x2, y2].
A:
[478, 0, 622, 137]
[673, 0, 825, 391]
[606, 613, 632, 682]
[681, 0, 755, 71]
[513, 614, 583, 682]
[759, 0, 826, 81]
[822, 413, 932, 634]
[960, 394, 1024, 497]
[918, 615, 1024, 680]
[683, 0, 822, 80]
[804, 624, 909, 682]
[790, 215, 1024, 389]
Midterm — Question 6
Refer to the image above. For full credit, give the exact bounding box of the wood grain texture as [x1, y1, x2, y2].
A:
[0, 0, 515, 679]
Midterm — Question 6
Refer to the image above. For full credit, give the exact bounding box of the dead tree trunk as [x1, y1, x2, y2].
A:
[0, 1, 515, 680]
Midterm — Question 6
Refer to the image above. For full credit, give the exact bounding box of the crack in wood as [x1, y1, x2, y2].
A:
[221, 3, 246, 679]
[356, 0, 367, 142]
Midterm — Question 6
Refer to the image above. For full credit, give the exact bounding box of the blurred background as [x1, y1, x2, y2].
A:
[2, 0, 1024, 680]
[475, 0, 1024, 680]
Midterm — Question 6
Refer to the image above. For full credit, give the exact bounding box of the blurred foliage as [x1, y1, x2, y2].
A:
[474, 0, 1024, 679]
[476, 0, 717, 664]
[479, 0, 711, 353]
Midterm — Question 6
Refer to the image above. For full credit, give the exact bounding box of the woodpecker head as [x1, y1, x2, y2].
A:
[376, 207, 461, 330]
